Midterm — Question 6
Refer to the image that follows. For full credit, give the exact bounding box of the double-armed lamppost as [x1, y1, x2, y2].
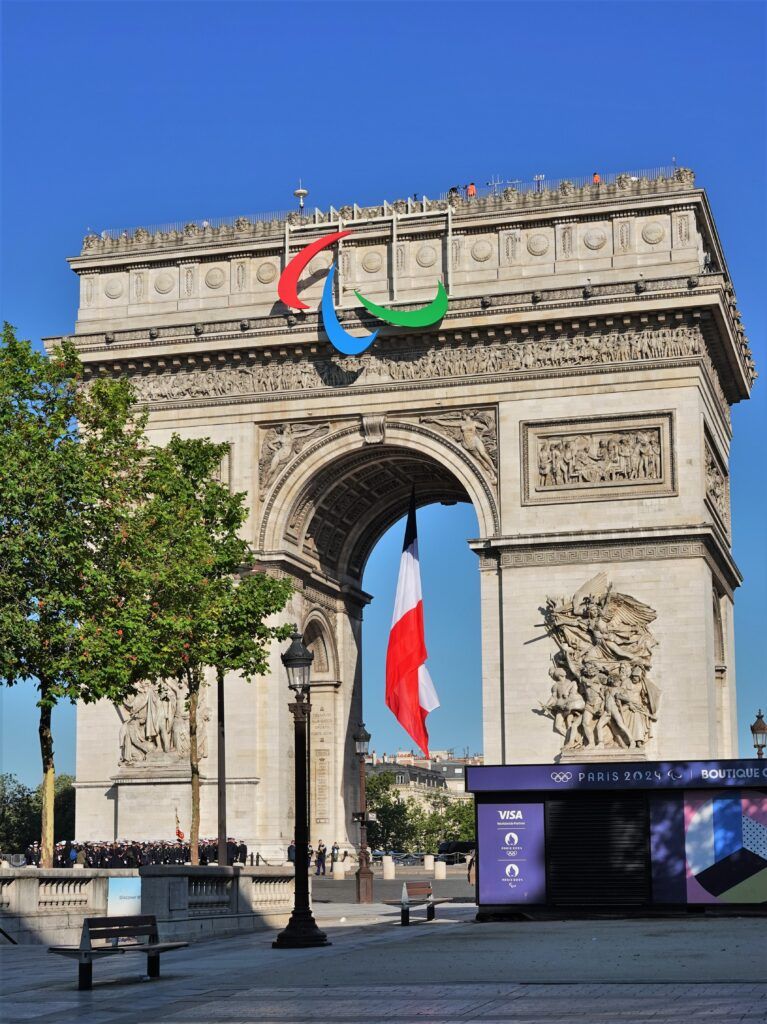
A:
[273, 630, 330, 949]
[353, 722, 374, 904]
[751, 710, 767, 759]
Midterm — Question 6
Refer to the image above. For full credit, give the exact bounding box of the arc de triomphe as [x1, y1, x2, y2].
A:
[45, 168, 755, 854]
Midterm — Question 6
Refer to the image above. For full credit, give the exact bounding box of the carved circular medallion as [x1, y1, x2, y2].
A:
[641, 221, 665, 245]
[416, 245, 437, 268]
[471, 240, 493, 262]
[256, 262, 277, 284]
[308, 252, 332, 274]
[205, 267, 226, 289]
[154, 272, 175, 295]
[583, 229, 607, 251]
[361, 250, 383, 273]
[526, 234, 550, 257]
[104, 277, 124, 299]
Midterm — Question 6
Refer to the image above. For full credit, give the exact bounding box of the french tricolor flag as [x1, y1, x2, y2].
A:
[385, 491, 440, 757]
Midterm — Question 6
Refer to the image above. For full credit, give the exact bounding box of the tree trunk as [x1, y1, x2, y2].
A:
[216, 666, 227, 867]
[188, 670, 200, 866]
[38, 697, 55, 868]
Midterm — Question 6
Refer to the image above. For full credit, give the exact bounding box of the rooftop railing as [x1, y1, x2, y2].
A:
[84, 165, 689, 250]
[439, 165, 677, 201]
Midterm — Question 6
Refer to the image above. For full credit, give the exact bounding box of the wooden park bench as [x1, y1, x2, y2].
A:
[48, 915, 188, 990]
[383, 881, 451, 926]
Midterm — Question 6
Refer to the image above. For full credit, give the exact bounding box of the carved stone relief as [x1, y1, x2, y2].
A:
[705, 437, 730, 535]
[522, 413, 675, 505]
[537, 572, 660, 756]
[258, 421, 331, 498]
[420, 409, 497, 483]
[126, 325, 708, 409]
[118, 679, 209, 766]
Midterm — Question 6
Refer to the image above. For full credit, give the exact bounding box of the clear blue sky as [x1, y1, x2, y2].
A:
[1, 1, 765, 785]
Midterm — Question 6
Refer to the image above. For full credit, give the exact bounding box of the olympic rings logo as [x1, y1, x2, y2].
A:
[550, 771, 573, 783]
[277, 230, 448, 356]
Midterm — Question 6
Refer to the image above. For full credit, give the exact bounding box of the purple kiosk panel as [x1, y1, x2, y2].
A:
[477, 802, 546, 905]
[466, 759, 767, 794]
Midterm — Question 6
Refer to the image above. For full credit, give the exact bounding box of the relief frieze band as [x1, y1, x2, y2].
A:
[521, 412, 676, 505]
[124, 324, 707, 406]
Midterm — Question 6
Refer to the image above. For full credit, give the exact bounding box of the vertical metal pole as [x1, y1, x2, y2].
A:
[355, 754, 374, 903]
[217, 668, 227, 867]
[391, 214, 398, 302]
[446, 207, 453, 297]
[273, 694, 329, 948]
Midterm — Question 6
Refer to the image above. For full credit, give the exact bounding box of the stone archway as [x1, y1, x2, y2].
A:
[254, 424, 499, 854]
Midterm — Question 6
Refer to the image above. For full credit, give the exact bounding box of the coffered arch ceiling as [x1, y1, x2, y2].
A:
[289, 445, 472, 582]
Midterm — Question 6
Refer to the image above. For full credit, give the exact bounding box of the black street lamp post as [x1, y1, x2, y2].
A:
[751, 710, 767, 759]
[273, 631, 330, 949]
[353, 722, 374, 904]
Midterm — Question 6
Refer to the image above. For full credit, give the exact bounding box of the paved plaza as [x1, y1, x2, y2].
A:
[2, 904, 765, 1024]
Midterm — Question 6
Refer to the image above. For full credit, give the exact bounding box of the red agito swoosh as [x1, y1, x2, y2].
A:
[278, 229, 352, 310]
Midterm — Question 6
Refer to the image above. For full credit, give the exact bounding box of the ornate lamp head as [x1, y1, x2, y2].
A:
[281, 630, 313, 697]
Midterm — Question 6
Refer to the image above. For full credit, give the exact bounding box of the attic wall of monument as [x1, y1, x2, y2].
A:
[73, 203, 704, 329]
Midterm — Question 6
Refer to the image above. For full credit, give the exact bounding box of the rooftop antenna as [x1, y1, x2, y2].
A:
[487, 174, 503, 196]
[533, 173, 545, 193]
[293, 179, 309, 214]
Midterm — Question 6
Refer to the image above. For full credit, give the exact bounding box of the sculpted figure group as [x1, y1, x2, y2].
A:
[127, 326, 704, 405]
[119, 679, 210, 765]
[539, 573, 661, 754]
[537, 429, 661, 489]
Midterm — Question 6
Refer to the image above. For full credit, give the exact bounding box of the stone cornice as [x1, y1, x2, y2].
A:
[469, 524, 742, 598]
[46, 276, 752, 401]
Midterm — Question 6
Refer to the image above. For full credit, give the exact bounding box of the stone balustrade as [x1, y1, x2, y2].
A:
[0, 865, 295, 945]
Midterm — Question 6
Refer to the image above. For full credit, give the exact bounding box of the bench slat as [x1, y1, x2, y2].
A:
[89, 926, 155, 939]
[49, 948, 125, 959]
[85, 916, 157, 928]
[121, 942, 189, 953]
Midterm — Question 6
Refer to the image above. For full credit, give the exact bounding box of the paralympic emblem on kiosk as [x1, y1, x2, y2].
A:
[277, 229, 448, 356]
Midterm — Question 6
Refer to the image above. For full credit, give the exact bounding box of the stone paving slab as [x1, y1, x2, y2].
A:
[2, 906, 765, 1024]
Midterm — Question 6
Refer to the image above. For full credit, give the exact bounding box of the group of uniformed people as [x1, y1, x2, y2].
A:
[23, 838, 250, 867]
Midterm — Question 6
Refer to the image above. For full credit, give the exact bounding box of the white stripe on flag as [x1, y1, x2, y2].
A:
[418, 664, 440, 713]
[391, 539, 422, 625]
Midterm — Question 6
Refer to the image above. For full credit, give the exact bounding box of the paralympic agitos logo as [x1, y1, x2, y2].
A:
[277, 229, 448, 356]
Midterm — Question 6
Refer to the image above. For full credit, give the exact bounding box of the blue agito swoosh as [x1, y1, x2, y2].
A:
[321, 263, 378, 356]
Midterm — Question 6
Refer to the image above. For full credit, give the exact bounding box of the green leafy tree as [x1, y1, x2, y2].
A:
[0, 774, 39, 852]
[105, 435, 292, 863]
[0, 773, 76, 853]
[0, 325, 150, 866]
[365, 772, 416, 851]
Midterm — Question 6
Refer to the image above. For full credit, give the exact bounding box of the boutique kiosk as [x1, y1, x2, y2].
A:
[466, 759, 767, 916]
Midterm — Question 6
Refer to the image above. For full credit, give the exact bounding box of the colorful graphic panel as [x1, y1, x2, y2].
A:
[651, 789, 767, 904]
[477, 802, 546, 904]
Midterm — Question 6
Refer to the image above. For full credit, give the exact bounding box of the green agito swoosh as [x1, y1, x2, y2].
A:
[354, 281, 448, 328]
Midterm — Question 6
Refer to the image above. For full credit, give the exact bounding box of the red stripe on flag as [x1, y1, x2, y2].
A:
[386, 602, 430, 756]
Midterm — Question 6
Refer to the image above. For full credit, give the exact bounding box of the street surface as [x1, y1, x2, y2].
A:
[2, 898, 765, 1024]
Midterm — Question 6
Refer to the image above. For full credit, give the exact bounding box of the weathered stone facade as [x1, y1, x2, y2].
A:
[45, 168, 754, 856]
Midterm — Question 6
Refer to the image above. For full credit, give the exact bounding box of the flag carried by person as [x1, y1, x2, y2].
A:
[385, 491, 439, 757]
[175, 809, 184, 843]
